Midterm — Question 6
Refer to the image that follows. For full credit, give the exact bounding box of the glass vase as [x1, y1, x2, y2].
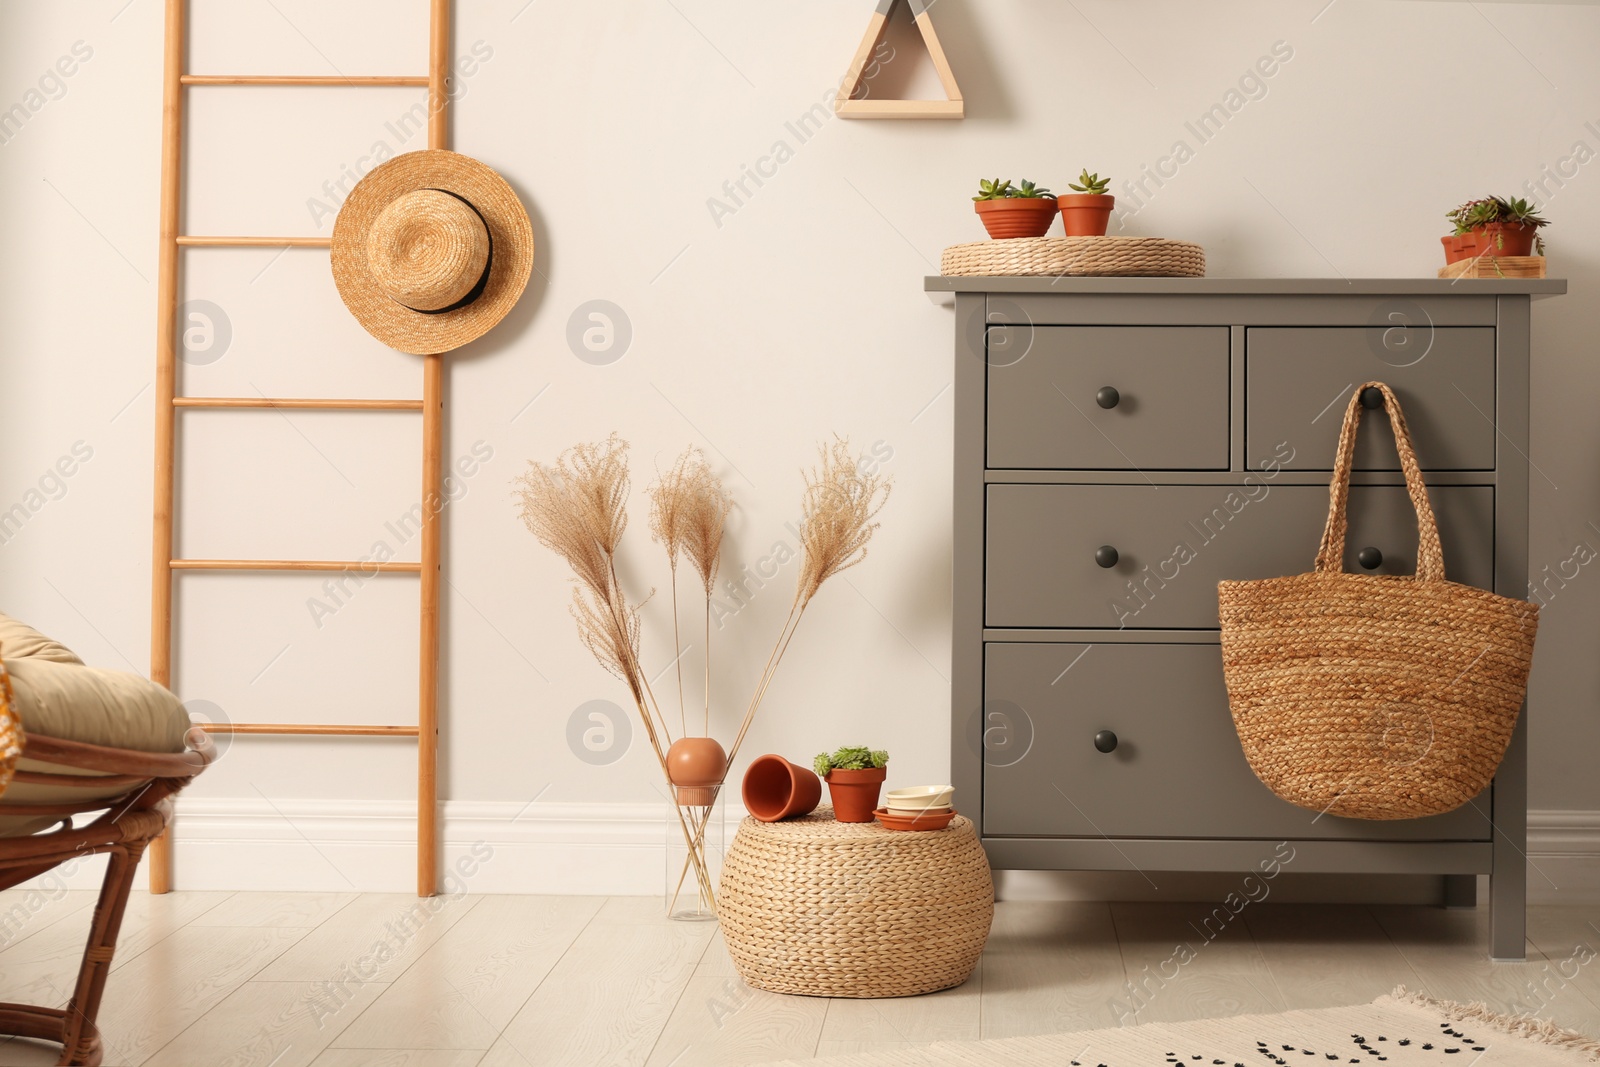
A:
[665, 785, 724, 922]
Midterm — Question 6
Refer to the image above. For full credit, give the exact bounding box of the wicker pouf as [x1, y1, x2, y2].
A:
[717, 807, 993, 998]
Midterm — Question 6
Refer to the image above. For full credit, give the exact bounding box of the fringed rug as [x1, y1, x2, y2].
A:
[759, 989, 1600, 1065]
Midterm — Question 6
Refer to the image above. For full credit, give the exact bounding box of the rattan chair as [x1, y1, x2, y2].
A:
[0, 727, 213, 1066]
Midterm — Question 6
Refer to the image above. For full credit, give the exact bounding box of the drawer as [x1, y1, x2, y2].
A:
[982, 642, 1491, 840]
[987, 326, 1229, 470]
[1246, 327, 1496, 471]
[986, 483, 1494, 629]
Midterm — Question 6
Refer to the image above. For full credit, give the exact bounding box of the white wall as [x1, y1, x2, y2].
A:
[2, 0, 1598, 894]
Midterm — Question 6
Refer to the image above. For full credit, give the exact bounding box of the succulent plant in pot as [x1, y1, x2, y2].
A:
[973, 177, 1058, 240]
[814, 746, 889, 822]
[1442, 199, 1496, 263]
[1443, 195, 1548, 264]
[1059, 169, 1115, 237]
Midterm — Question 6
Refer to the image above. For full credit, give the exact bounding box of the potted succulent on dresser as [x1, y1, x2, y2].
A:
[973, 178, 1058, 240]
[1443, 195, 1548, 263]
[1059, 169, 1115, 236]
[814, 746, 889, 822]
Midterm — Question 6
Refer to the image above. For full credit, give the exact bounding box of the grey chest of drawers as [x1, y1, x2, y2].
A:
[928, 276, 1566, 960]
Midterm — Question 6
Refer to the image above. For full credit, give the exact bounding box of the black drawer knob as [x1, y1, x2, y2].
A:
[1357, 546, 1383, 570]
[1360, 386, 1385, 410]
[1096, 386, 1121, 410]
[1095, 545, 1119, 569]
[1094, 730, 1118, 753]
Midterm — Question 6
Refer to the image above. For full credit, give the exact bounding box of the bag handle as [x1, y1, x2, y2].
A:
[1313, 381, 1446, 582]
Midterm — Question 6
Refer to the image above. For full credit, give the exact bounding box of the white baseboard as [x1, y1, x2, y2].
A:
[163, 798, 742, 895]
[21, 802, 1600, 903]
[1527, 809, 1600, 905]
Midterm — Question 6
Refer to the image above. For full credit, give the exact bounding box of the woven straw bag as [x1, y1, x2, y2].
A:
[1218, 381, 1537, 820]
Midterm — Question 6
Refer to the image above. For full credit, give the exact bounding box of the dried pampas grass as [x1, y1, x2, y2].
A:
[727, 436, 891, 763]
[516, 432, 890, 913]
[514, 434, 664, 740]
[797, 436, 892, 608]
[648, 448, 732, 735]
[570, 585, 641, 696]
[514, 434, 630, 600]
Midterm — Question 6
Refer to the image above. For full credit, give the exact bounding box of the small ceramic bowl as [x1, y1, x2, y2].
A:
[885, 785, 954, 811]
[888, 805, 951, 818]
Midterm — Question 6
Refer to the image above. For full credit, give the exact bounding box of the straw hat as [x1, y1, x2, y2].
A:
[331, 150, 533, 355]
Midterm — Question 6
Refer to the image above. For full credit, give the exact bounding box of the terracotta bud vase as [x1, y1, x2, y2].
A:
[666, 737, 728, 806]
[824, 766, 887, 823]
[741, 754, 822, 822]
[1059, 193, 1115, 237]
[975, 198, 1059, 240]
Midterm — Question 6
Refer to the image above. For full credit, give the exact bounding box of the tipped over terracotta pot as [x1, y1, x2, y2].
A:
[742, 754, 822, 822]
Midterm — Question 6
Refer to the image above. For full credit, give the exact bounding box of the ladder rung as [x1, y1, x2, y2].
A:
[177, 236, 331, 248]
[181, 75, 430, 87]
[175, 397, 425, 411]
[171, 559, 424, 573]
[201, 723, 421, 736]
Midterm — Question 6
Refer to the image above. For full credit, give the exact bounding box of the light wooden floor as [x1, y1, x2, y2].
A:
[0, 888, 1597, 1066]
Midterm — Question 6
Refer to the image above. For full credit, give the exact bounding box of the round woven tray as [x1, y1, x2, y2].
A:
[941, 236, 1205, 277]
[717, 808, 993, 998]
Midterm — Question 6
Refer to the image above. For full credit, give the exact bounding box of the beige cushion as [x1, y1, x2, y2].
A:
[0, 613, 191, 837]
[0, 615, 85, 666]
[7, 656, 189, 754]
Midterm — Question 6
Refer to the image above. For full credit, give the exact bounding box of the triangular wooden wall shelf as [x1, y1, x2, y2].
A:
[835, 0, 964, 119]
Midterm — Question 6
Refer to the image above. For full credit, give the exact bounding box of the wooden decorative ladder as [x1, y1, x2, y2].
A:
[149, 0, 451, 896]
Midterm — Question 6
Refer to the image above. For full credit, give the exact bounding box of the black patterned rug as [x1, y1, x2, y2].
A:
[760, 989, 1600, 1065]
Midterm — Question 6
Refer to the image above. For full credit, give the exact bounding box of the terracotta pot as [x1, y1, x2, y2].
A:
[741, 754, 822, 822]
[974, 197, 1058, 240]
[1471, 221, 1537, 258]
[1456, 231, 1493, 261]
[666, 737, 727, 807]
[1441, 234, 1472, 265]
[824, 766, 887, 823]
[1059, 193, 1115, 237]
